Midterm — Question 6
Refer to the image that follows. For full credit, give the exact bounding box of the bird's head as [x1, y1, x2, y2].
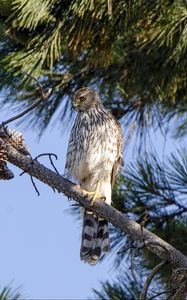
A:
[72, 87, 100, 112]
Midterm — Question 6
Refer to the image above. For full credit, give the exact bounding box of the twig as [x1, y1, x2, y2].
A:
[141, 221, 169, 256]
[117, 239, 146, 255]
[20, 153, 59, 194]
[145, 241, 168, 254]
[70, 203, 80, 207]
[150, 273, 187, 299]
[129, 246, 140, 288]
[107, 0, 112, 16]
[30, 175, 40, 196]
[36, 153, 59, 192]
[19, 160, 40, 196]
[171, 279, 187, 300]
[139, 261, 167, 300]
[19, 171, 25, 176]
[149, 288, 175, 299]
[174, 268, 187, 272]
[117, 245, 134, 254]
[35, 153, 59, 174]
[35, 153, 59, 193]
[0, 126, 11, 137]
[49, 155, 59, 175]
[21, 72, 44, 95]
[0, 73, 52, 128]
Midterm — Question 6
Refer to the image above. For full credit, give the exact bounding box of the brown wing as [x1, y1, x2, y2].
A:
[111, 119, 123, 189]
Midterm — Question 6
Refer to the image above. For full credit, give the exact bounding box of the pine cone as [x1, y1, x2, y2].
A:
[0, 164, 14, 180]
[7, 129, 30, 155]
[0, 140, 7, 166]
[0, 131, 15, 180]
[169, 268, 187, 300]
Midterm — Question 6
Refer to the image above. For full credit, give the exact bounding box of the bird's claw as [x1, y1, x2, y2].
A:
[86, 191, 105, 206]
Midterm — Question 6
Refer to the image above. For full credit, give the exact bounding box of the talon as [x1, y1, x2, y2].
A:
[90, 193, 97, 206]
[86, 181, 105, 206]
[86, 191, 105, 206]
[86, 191, 95, 196]
[90, 192, 105, 206]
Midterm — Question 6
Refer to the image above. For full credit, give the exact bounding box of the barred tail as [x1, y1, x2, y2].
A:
[80, 210, 110, 265]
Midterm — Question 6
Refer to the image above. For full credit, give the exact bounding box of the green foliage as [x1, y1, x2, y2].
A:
[104, 149, 186, 299]
[0, 286, 23, 300]
[93, 273, 141, 300]
[1, 0, 187, 135]
[111, 149, 187, 255]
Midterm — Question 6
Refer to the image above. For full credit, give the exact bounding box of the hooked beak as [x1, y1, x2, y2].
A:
[72, 99, 80, 110]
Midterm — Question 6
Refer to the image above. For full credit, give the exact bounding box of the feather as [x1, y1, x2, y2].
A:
[80, 211, 110, 265]
[65, 88, 123, 265]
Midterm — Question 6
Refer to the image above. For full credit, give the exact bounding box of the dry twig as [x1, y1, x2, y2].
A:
[35, 153, 59, 174]
[0, 74, 53, 195]
[130, 250, 138, 286]
[30, 175, 40, 196]
[139, 261, 168, 300]
[0, 73, 52, 129]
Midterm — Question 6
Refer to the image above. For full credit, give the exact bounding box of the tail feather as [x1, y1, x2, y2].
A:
[100, 220, 110, 253]
[80, 212, 98, 261]
[80, 210, 110, 265]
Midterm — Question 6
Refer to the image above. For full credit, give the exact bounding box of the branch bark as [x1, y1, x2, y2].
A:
[2, 136, 187, 269]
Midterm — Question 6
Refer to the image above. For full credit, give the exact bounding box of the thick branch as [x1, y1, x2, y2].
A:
[2, 137, 187, 269]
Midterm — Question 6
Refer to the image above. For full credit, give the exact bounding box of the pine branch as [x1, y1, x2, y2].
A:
[1, 136, 187, 270]
[139, 261, 168, 300]
[2, 0, 187, 138]
[0, 285, 23, 300]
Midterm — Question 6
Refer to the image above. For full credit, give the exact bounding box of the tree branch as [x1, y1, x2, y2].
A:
[2, 136, 187, 269]
[0, 73, 52, 129]
[139, 261, 168, 300]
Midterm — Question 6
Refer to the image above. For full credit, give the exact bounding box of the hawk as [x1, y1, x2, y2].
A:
[65, 87, 123, 265]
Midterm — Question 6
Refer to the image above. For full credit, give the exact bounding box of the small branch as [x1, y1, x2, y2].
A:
[149, 288, 175, 300]
[117, 245, 134, 254]
[35, 153, 58, 160]
[21, 72, 44, 95]
[49, 154, 59, 175]
[149, 279, 187, 300]
[174, 268, 187, 272]
[107, 0, 112, 16]
[19, 160, 41, 195]
[30, 175, 40, 196]
[35, 153, 59, 174]
[0, 73, 52, 128]
[145, 241, 168, 253]
[35, 153, 59, 193]
[130, 247, 140, 287]
[171, 279, 187, 299]
[19, 170, 26, 176]
[117, 240, 146, 255]
[139, 261, 167, 300]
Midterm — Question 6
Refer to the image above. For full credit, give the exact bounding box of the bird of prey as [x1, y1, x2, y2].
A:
[65, 87, 123, 265]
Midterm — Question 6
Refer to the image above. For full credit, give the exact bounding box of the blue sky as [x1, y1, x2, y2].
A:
[0, 93, 183, 299]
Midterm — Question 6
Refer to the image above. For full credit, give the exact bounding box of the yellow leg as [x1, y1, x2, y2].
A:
[86, 181, 105, 206]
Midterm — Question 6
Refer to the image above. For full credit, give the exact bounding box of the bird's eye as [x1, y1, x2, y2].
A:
[79, 96, 85, 101]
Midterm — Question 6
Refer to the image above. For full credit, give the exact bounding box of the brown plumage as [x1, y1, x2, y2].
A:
[65, 87, 122, 265]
